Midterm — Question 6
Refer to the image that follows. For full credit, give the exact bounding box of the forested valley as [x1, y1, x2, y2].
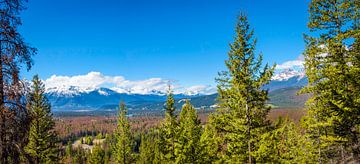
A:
[0, 0, 359, 163]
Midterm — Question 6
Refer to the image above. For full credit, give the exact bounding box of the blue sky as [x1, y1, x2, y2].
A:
[20, 0, 309, 87]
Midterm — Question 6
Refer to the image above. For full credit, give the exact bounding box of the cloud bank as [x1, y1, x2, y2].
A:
[44, 72, 216, 95]
[275, 55, 305, 70]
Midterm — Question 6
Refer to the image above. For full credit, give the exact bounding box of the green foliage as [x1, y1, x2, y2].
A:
[301, 0, 360, 162]
[159, 87, 178, 162]
[72, 148, 88, 164]
[25, 75, 59, 164]
[153, 129, 165, 163]
[137, 129, 158, 163]
[88, 145, 105, 164]
[175, 100, 202, 163]
[112, 102, 134, 164]
[254, 117, 317, 163]
[210, 14, 275, 163]
[199, 121, 221, 163]
[83, 136, 93, 145]
[96, 133, 104, 139]
[65, 141, 73, 158]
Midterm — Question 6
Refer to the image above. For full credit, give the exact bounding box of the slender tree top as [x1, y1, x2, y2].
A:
[164, 85, 175, 118]
[217, 13, 275, 98]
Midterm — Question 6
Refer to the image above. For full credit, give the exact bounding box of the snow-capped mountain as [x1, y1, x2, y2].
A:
[272, 56, 305, 81]
[43, 72, 217, 97]
[272, 68, 305, 81]
[264, 58, 307, 91]
[45, 87, 202, 111]
[45, 71, 307, 111]
[44, 57, 308, 111]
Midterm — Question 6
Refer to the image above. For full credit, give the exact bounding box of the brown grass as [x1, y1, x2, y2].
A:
[54, 108, 306, 139]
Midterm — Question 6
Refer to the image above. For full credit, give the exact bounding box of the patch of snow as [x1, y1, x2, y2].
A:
[98, 89, 109, 96]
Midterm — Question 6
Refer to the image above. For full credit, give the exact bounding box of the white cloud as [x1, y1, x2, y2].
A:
[181, 85, 217, 95]
[44, 72, 216, 95]
[276, 59, 304, 70]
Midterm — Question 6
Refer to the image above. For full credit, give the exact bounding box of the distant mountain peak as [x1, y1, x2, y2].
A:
[272, 68, 305, 81]
[272, 57, 305, 81]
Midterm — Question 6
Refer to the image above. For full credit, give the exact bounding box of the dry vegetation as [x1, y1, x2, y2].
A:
[55, 109, 305, 140]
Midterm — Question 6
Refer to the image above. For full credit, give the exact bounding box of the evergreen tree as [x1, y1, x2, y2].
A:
[160, 87, 178, 162]
[153, 128, 165, 164]
[89, 145, 105, 164]
[175, 100, 202, 163]
[301, 0, 360, 162]
[0, 0, 37, 162]
[137, 129, 157, 164]
[73, 148, 87, 164]
[254, 117, 317, 163]
[211, 14, 275, 163]
[25, 75, 59, 164]
[199, 122, 220, 163]
[113, 102, 134, 164]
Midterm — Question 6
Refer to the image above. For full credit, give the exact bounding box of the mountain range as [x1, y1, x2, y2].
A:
[46, 66, 308, 111]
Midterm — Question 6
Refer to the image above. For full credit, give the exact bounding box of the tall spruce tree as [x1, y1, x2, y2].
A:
[211, 14, 275, 163]
[113, 102, 134, 164]
[199, 122, 220, 163]
[25, 75, 59, 163]
[153, 128, 165, 163]
[89, 145, 105, 164]
[301, 0, 360, 162]
[160, 86, 178, 162]
[175, 100, 202, 163]
[137, 129, 157, 164]
[0, 0, 36, 162]
[255, 117, 317, 163]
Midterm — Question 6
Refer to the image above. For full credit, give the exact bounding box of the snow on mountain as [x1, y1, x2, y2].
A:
[272, 68, 305, 81]
[46, 86, 96, 97]
[43, 72, 216, 96]
[272, 56, 306, 81]
[43, 56, 306, 97]
[43, 57, 310, 111]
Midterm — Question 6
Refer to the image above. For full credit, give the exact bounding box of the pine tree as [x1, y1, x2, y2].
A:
[25, 75, 59, 164]
[198, 122, 220, 163]
[254, 117, 317, 163]
[301, 0, 360, 162]
[73, 148, 87, 164]
[89, 145, 105, 164]
[160, 87, 178, 162]
[113, 102, 134, 164]
[175, 100, 202, 163]
[0, 0, 37, 162]
[211, 14, 275, 163]
[137, 129, 157, 164]
[153, 128, 165, 164]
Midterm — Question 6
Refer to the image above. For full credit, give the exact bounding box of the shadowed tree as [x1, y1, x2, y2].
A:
[0, 0, 36, 163]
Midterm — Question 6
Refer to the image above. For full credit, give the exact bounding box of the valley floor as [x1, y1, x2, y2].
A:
[54, 108, 306, 142]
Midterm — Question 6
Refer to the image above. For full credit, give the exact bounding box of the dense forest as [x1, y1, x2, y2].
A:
[0, 0, 359, 163]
